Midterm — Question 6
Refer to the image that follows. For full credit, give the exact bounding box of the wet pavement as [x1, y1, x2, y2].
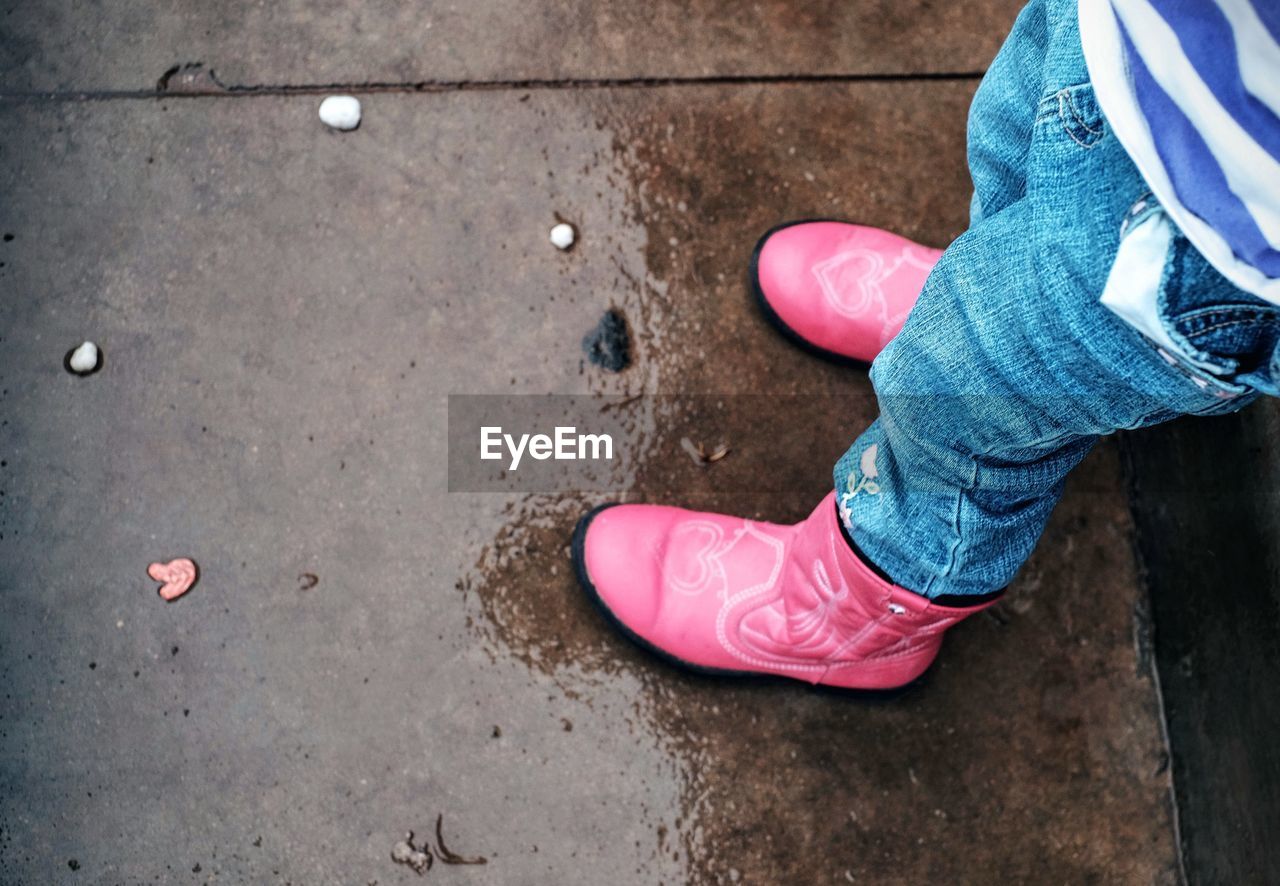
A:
[1, 11, 1178, 886]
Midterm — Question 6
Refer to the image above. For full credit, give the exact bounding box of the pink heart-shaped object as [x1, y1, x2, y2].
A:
[147, 557, 199, 601]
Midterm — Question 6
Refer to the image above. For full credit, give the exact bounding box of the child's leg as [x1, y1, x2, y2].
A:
[834, 197, 1258, 599]
[965, 0, 1049, 226]
[835, 0, 1275, 599]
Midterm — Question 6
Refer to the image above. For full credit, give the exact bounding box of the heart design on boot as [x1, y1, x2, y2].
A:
[813, 248, 885, 318]
[148, 557, 199, 601]
[666, 521, 725, 596]
[812, 245, 938, 341]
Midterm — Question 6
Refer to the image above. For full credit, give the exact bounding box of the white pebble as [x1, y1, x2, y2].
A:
[549, 222, 576, 250]
[69, 341, 99, 373]
[318, 95, 362, 131]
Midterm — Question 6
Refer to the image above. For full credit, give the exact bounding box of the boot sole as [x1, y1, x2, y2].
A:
[748, 218, 874, 370]
[571, 502, 924, 700]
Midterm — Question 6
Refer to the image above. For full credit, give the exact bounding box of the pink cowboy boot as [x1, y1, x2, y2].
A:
[572, 492, 996, 692]
[750, 220, 943, 365]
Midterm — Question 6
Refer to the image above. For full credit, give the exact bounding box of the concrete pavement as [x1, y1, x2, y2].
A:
[1, 8, 1180, 885]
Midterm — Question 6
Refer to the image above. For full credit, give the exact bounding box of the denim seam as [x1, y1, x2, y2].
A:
[1175, 305, 1280, 323]
[1061, 90, 1102, 134]
[929, 457, 979, 597]
[1150, 343, 1246, 396]
[1062, 123, 1097, 149]
[1188, 317, 1271, 337]
[1034, 82, 1094, 121]
[1034, 92, 1059, 123]
[1058, 88, 1104, 149]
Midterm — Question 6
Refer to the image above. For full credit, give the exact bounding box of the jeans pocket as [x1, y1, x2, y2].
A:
[1159, 236, 1280, 397]
[1098, 205, 1260, 409]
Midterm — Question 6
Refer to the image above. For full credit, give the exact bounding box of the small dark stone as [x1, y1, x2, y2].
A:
[582, 309, 631, 372]
[67, 859, 79, 871]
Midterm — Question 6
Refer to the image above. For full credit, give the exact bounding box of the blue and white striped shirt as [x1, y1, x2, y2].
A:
[1080, 0, 1280, 305]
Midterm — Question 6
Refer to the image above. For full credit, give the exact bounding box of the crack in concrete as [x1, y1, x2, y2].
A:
[0, 69, 986, 103]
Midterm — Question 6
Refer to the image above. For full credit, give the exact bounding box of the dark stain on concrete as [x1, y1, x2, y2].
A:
[582, 308, 632, 372]
[465, 495, 621, 680]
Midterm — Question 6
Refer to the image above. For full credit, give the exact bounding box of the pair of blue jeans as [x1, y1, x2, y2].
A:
[833, 0, 1280, 598]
